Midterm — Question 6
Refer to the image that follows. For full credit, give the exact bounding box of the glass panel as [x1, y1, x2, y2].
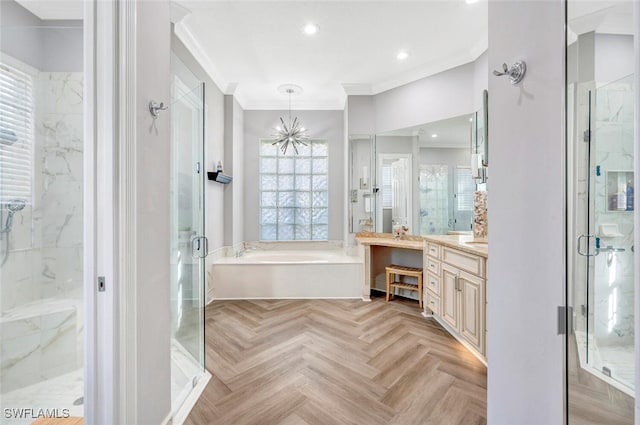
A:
[278, 175, 294, 191]
[260, 208, 277, 224]
[312, 175, 327, 190]
[278, 224, 294, 240]
[169, 53, 206, 416]
[261, 174, 277, 191]
[261, 224, 277, 240]
[278, 191, 294, 208]
[295, 175, 311, 191]
[0, 23, 85, 421]
[278, 157, 294, 174]
[261, 157, 276, 173]
[261, 191, 277, 207]
[295, 192, 311, 208]
[311, 224, 328, 240]
[567, 2, 635, 422]
[295, 208, 311, 224]
[295, 158, 311, 174]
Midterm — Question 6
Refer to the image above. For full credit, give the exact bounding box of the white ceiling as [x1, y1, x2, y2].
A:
[568, 1, 634, 38]
[379, 114, 473, 149]
[175, 1, 488, 110]
[14, 0, 84, 20]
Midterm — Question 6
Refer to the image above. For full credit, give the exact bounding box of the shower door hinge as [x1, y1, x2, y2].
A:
[557, 306, 573, 335]
[580, 304, 586, 316]
[97, 276, 106, 292]
[583, 129, 591, 143]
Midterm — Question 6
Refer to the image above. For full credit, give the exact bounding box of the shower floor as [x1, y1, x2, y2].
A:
[0, 342, 202, 425]
[575, 331, 635, 395]
[0, 368, 83, 425]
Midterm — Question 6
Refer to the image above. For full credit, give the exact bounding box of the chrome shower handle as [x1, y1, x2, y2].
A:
[577, 234, 599, 257]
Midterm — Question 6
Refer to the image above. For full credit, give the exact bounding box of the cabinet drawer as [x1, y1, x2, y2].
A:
[425, 258, 441, 276]
[442, 248, 485, 277]
[426, 243, 441, 259]
[425, 292, 441, 316]
[425, 271, 441, 296]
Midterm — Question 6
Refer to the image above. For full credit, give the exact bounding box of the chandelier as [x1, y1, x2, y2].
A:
[272, 85, 309, 155]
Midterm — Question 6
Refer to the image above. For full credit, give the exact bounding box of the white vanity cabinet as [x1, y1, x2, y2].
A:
[424, 239, 487, 361]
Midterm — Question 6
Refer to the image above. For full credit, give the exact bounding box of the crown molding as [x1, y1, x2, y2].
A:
[239, 93, 346, 111]
[342, 84, 373, 96]
[173, 21, 232, 96]
[371, 51, 476, 95]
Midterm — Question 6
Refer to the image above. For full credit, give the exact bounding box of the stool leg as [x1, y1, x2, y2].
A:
[418, 275, 423, 308]
[386, 269, 390, 302]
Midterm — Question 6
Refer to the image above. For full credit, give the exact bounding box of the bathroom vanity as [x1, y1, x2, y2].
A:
[356, 232, 488, 363]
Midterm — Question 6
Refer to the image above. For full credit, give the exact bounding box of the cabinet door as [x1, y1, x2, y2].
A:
[441, 263, 459, 331]
[459, 271, 485, 354]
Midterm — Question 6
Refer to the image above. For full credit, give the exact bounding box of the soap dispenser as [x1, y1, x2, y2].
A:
[627, 180, 634, 211]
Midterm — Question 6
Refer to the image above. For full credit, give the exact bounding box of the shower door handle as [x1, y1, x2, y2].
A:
[191, 236, 208, 259]
[577, 234, 599, 257]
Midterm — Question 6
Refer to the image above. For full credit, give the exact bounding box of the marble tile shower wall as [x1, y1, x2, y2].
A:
[593, 80, 634, 346]
[0, 67, 83, 393]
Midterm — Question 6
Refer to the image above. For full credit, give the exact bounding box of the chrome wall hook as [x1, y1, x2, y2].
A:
[149, 100, 168, 117]
[493, 61, 527, 85]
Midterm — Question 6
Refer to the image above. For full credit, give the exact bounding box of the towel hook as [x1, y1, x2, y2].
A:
[493, 61, 527, 85]
[149, 100, 168, 117]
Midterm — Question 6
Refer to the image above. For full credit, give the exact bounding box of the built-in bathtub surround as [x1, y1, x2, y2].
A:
[209, 241, 363, 300]
[0, 56, 83, 395]
[473, 190, 488, 239]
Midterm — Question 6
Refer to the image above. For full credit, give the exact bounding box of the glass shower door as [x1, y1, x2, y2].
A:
[568, 78, 635, 423]
[169, 76, 206, 415]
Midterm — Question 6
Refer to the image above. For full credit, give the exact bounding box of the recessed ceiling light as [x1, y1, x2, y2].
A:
[465, 0, 479, 4]
[431, 134, 438, 138]
[396, 51, 409, 61]
[304, 23, 319, 35]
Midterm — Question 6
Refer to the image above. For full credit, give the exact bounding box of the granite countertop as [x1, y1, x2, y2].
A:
[422, 234, 488, 258]
[355, 232, 488, 258]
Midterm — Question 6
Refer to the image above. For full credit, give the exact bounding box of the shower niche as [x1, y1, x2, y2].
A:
[604, 170, 634, 212]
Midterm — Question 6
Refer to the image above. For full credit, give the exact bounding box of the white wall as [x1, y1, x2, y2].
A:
[224, 95, 244, 246]
[487, 1, 564, 424]
[133, 2, 172, 424]
[595, 34, 634, 84]
[243, 110, 345, 241]
[0, 0, 83, 72]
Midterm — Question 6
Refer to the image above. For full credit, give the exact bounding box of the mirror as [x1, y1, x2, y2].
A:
[348, 110, 488, 236]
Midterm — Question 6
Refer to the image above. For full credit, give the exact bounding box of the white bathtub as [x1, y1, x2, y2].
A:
[210, 249, 364, 300]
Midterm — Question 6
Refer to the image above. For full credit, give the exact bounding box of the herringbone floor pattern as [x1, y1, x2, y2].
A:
[185, 295, 487, 425]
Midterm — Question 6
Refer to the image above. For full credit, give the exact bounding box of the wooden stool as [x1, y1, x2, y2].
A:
[385, 264, 423, 308]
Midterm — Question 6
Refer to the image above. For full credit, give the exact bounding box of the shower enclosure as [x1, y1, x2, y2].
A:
[567, 2, 636, 420]
[570, 75, 635, 395]
[0, 21, 85, 424]
[169, 52, 207, 418]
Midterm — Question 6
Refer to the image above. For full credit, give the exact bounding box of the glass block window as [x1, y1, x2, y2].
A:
[259, 139, 328, 240]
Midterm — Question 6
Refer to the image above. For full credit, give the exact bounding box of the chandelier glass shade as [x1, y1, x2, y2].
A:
[272, 87, 309, 155]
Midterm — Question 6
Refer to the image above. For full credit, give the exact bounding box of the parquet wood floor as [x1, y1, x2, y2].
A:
[185, 295, 487, 425]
